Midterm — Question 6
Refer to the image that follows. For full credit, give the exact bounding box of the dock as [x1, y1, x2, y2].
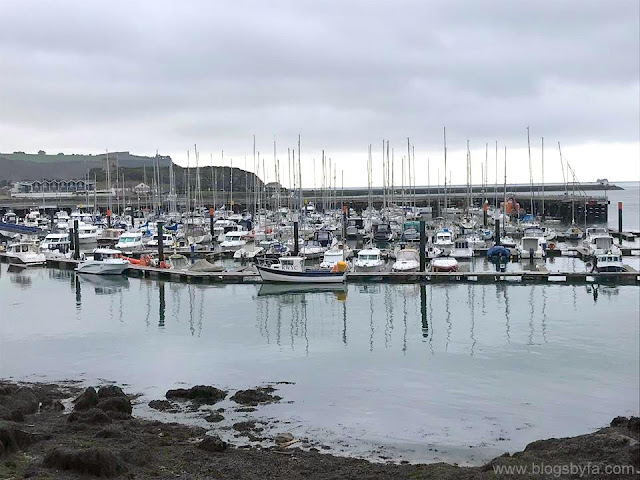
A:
[2, 254, 638, 286]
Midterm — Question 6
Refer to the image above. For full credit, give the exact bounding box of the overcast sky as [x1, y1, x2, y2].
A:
[1, 0, 638, 187]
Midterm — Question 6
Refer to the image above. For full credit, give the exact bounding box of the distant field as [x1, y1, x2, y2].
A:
[0, 151, 168, 165]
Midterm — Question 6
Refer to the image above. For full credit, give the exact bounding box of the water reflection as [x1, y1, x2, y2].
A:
[8, 265, 32, 288]
[77, 274, 129, 295]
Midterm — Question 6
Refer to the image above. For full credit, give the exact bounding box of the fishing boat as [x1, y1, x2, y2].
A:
[5, 242, 46, 266]
[429, 257, 459, 272]
[354, 247, 385, 272]
[257, 256, 347, 283]
[76, 248, 129, 275]
[392, 248, 420, 272]
[594, 251, 624, 273]
[115, 231, 144, 251]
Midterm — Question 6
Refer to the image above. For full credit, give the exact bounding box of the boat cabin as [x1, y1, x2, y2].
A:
[277, 257, 305, 272]
[92, 249, 122, 261]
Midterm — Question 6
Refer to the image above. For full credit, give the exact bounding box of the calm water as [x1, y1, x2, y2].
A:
[0, 265, 638, 465]
[607, 181, 640, 232]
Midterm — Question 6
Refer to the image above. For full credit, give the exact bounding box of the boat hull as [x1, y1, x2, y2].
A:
[7, 254, 46, 266]
[76, 260, 129, 275]
[257, 265, 345, 283]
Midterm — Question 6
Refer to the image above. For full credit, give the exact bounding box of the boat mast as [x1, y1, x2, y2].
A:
[541, 137, 545, 219]
[503, 146, 508, 230]
[443, 127, 447, 223]
[494, 140, 498, 208]
[527, 126, 534, 216]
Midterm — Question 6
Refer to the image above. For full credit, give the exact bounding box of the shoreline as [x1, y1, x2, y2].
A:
[1, 380, 638, 479]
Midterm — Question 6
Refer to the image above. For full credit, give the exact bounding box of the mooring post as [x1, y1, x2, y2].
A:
[209, 207, 215, 239]
[618, 202, 623, 245]
[419, 219, 426, 272]
[494, 218, 501, 246]
[420, 284, 428, 338]
[293, 212, 299, 256]
[106, 208, 112, 228]
[483, 201, 488, 227]
[73, 219, 80, 260]
[157, 221, 165, 263]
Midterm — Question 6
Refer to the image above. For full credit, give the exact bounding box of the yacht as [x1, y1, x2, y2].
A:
[392, 248, 420, 272]
[147, 232, 175, 248]
[220, 231, 250, 253]
[186, 223, 213, 245]
[115, 231, 144, 251]
[346, 217, 365, 238]
[586, 233, 620, 257]
[233, 243, 265, 260]
[300, 230, 334, 259]
[40, 233, 71, 257]
[451, 238, 474, 259]
[76, 223, 98, 245]
[5, 242, 46, 266]
[76, 248, 129, 275]
[373, 222, 394, 243]
[257, 256, 347, 283]
[354, 247, 385, 272]
[401, 222, 420, 242]
[583, 227, 610, 250]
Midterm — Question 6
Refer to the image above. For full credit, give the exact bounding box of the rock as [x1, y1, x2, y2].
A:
[0, 427, 37, 456]
[235, 407, 257, 413]
[233, 421, 263, 433]
[43, 447, 126, 478]
[275, 432, 294, 445]
[67, 408, 112, 425]
[97, 397, 132, 415]
[166, 385, 227, 404]
[230, 387, 281, 406]
[73, 387, 99, 411]
[97, 385, 126, 399]
[12, 388, 39, 415]
[198, 435, 227, 453]
[628, 416, 640, 433]
[204, 412, 224, 423]
[611, 416, 629, 427]
[148, 400, 176, 412]
[41, 399, 65, 412]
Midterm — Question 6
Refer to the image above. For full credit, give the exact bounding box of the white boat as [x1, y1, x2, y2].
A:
[186, 223, 213, 245]
[586, 233, 620, 257]
[257, 256, 347, 283]
[40, 233, 71, 257]
[76, 223, 98, 245]
[392, 248, 420, 272]
[500, 236, 517, 248]
[220, 231, 250, 253]
[319, 244, 353, 269]
[517, 227, 547, 259]
[233, 244, 265, 260]
[76, 248, 129, 275]
[564, 225, 583, 240]
[433, 228, 454, 254]
[147, 232, 175, 248]
[115, 231, 144, 251]
[430, 257, 459, 272]
[354, 247, 385, 272]
[451, 238, 474, 259]
[595, 251, 624, 272]
[583, 227, 609, 249]
[5, 242, 46, 266]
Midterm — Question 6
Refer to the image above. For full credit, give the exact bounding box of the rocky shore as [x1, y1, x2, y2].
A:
[0, 380, 638, 479]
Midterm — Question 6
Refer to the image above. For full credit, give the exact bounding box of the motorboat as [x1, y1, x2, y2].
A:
[115, 231, 144, 251]
[594, 251, 624, 273]
[430, 257, 459, 272]
[433, 228, 454, 254]
[426, 245, 443, 259]
[147, 232, 176, 248]
[76, 223, 98, 245]
[354, 247, 385, 272]
[220, 231, 250, 253]
[300, 230, 334, 258]
[40, 233, 71, 257]
[392, 248, 420, 272]
[233, 243, 265, 260]
[186, 223, 213, 245]
[97, 228, 124, 247]
[373, 222, 394, 243]
[500, 236, 517, 248]
[319, 244, 353, 269]
[401, 222, 420, 242]
[5, 242, 46, 266]
[213, 219, 240, 242]
[564, 225, 583, 240]
[1, 210, 17, 224]
[346, 217, 365, 238]
[586, 233, 620, 257]
[76, 248, 129, 275]
[517, 227, 547, 259]
[451, 238, 474, 259]
[257, 256, 347, 283]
